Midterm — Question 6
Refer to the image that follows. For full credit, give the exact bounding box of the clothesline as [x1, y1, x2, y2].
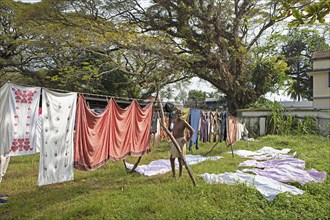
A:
[0, 79, 158, 104]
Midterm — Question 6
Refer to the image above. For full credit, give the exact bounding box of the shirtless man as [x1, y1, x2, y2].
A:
[170, 108, 194, 177]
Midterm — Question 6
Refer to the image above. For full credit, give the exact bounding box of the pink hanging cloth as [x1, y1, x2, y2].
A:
[74, 96, 152, 171]
[226, 114, 238, 145]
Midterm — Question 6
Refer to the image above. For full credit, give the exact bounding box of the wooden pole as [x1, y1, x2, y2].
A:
[203, 141, 219, 156]
[159, 122, 197, 186]
[123, 156, 142, 173]
[156, 93, 197, 186]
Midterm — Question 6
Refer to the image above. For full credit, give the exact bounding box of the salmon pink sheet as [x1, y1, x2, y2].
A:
[226, 114, 237, 145]
[74, 96, 152, 171]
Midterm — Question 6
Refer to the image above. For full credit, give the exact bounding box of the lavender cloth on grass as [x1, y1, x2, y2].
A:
[239, 157, 306, 169]
[242, 165, 327, 186]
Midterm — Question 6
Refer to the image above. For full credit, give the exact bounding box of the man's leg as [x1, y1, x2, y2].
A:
[178, 157, 183, 177]
[170, 155, 176, 177]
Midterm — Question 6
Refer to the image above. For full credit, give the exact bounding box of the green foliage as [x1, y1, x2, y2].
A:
[284, 0, 330, 26]
[173, 80, 191, 103]
[0, 135, 329, 219]
[160, 86, 174, 100]
[0, 0, 41, 83]
[247, 55, 289, 95]
[1, 0, 190, 98]
[268, 102, 285, 134]
[248, 96, 275, 109]
[1, 0, 329, 111]
[188, 89, 206, 106]
[280, 29, 330, 101]
[267, 102, 318, 135]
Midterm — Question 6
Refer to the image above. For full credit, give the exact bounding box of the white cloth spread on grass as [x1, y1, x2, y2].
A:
[38, 89, 77, 186]
[252, 152, 296, 161]
[125, 154, 223, 176]
[237, 147, 327, 186]
[231, 146, 291, 159]
[0, 83, 41, 156]
[200, 171, 304, 201]
[242, 165, 327, 186]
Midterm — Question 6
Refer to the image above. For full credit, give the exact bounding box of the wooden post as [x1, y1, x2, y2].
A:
[156, 95, 197, 186]
[203, 141, 219, 156]
[123, 156, 142, 173]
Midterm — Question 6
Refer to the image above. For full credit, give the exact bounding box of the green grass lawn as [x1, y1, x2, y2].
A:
[0, 135, 329, 219]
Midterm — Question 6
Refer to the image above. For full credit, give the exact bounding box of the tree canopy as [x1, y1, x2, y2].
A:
[1, 0, 190, 97]
[119, 0, 314, 113]
[1, 0, 328, 113]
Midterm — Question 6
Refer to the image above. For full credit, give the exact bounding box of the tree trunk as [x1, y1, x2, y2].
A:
[226, 95, 239, 116]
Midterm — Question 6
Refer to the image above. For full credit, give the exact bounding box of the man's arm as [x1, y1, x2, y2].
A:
[183, 120, 194, 142]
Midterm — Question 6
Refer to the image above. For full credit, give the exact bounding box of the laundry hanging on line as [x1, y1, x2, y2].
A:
[0, 83, 41, 156]
[74, 95, 153, 171]
[38, 89, 77, 186]
[189, 109, 201, 151]
[0, 82, 155, 186]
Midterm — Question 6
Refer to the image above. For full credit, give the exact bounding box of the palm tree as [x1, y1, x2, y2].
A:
[160, 86, 174, 100]
[174, 80, 190, 103]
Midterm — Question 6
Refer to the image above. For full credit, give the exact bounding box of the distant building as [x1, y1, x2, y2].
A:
[204, 98, 220, 109]
[307, 50, 330, 109]
[280, 100, 313, 109]
[162, 99, 183, 107]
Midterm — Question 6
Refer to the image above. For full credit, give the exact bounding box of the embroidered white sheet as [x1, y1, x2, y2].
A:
[0, 83, 41, 156]
[38, 89, 77, 186]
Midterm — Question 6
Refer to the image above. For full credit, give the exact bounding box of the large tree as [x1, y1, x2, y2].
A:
[116, 0, 324, 113]
[20, 0, 192, 97]
[0, 0, 43, 85]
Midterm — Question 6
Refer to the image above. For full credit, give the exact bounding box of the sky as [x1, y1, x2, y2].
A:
[189, 77, 292, 101]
